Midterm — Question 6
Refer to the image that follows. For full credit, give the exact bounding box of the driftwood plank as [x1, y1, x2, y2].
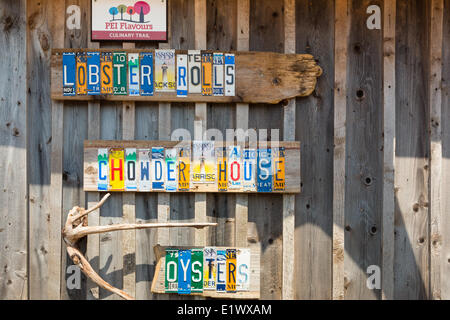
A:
[50, 49, 322, 104]
[150, 245, 260, 299]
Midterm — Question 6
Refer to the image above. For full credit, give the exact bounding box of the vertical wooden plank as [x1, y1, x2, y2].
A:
[395, 0, 430, 299]
[235, 0, 249, 249]
[441, 0, 450, 300]
[248, 0, 284, 300]
[194, 0, 208, 247]
[295, 0, 334, 300]
[382, 0, 396, 301]
[429, 0, 444, 300]
[47, 0, 65, 301]
[282, 0, 295, 301]
[85, 2, 100, 300]
[27, 0, 60, 299]
[122, 42, 136, 299]
[345, 0, 383, 300]
[0, 0, 28, 300]
[332, 0, 349, 300]
[61, 0, 89, 300]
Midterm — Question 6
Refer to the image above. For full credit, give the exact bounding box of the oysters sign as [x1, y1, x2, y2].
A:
[91, 0, 167, 41]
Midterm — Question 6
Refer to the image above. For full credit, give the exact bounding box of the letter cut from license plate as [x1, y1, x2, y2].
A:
[62, 52, 76, 96]
[178, 249, 191, 294]
[224, 54, 235, 96]
[125, 148, 137, 191]
[138, 149, 151, 191]
[216, 147, 228, 191]
[151, 147, 165, 190]
[176, 54, 188, 97]
[87, 52, 100, 95]
[213, 53, 224, 96]
[154, 49, 175, 92]
[192, 141, 216, 183]
[226, 249, 237, 292]
[109, 148, 125, 191]
[191, 249, 204, 293]
[216, 249, 226, 292]
[165, 148, 177, 192]
[100, 52, 113, 94]
[273, 147, 285, 191]
[97, 148, 108, 191]
[243, 149, 256, 191]
[177, 146, 191, 191]
[188, 50, 202, 94]
[257, 148, 272, 192]
[228, 146, 242, 190]
[165, 249, 178, 293]
[76, 52, 87, 95]
[128, 53, 140, 96]
[113, 52, 127, 95]
[140, 52, 153, 96]
[201, 53, 213, 96]
[203, 247, 217, 290]
[236, 248, 251, 291]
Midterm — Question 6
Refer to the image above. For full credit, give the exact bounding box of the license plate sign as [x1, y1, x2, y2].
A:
[176, 54, 188, 97]
[203, 247, 216, 290]
[165, 148, 177, 192]
[125, 148, 137, 191]
[201, 53, 212, 96]
[178, 249, 191, 294]
[76, 52, 87, 95]
[87, 52, 100, 95]
[243, 149, 256, 191]
[216, 147, 228, 191]
[273, 147, 285, 191]
[228, 146, 241, 190]
[165, 249, 178, 293]
[188, 50, 201, 93]
[113, 52, 127, 95]
[224, 54, 235, 96]
[109, 148, 125, 191]
[138, 149, 151, 191]
[128, 53, 139, 96]
[226, 249, 237, 292]
[62, 52, 76, 96]
[216, 249, 226, 292]
[257, 149, 272, 192]
[213, 53, 224, 96]
[191, 249, 203, 293]
[236, 248, 250, 291]
[152, 147, 165, 190]
[97, 148, 108, 191]
[100, 52, 113, 94]
[177, 146, 190, 191]
[140, 52, 153, 96]
[155, 49, 175, 92]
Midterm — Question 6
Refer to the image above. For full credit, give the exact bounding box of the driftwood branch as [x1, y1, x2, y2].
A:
[62, 193, 217, 300]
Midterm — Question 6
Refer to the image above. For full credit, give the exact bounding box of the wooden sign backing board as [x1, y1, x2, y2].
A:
[151, 245, 260, 299]
[52, 49, 322, 104]
[83, 140, 301, 193]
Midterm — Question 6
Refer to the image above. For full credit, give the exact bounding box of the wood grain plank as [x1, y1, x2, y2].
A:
[0, 0, 28, 300]
[429, 0, 444, 300]
[345, 0, 383, 300]
[382, 0, 396, 301]
[441, 0, 450, 300]
[295, 0, 334, 300]
[282, 0, 295, 301]
[332, 0, 349, 300]
[394, 0, 430, 299]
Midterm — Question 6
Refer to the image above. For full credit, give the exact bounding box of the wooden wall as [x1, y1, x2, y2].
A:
[0, 0, 449, 300]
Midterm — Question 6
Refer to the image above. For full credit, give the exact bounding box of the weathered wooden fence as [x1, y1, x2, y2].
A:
[1, 0, 450, 300]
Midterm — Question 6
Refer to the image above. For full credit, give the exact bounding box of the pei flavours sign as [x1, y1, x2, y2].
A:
[91, 0, 168, 41]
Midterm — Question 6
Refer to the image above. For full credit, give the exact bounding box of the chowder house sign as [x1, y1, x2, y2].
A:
[91, 0, 168, 41]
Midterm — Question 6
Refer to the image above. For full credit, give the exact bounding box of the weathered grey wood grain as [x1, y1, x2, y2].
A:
[344, 0, 383, 300]
[332, 0, 349, 300]
[0, 0, 28, 300]
[395, 0, 430, 299]
[429, 0, 444, 300]
[99, 103, 123, 300]
[382, 0, 396, 301]
[295, 0, 334, 300]
[248, 0, 284, 299]
[441, 0, 450, 300]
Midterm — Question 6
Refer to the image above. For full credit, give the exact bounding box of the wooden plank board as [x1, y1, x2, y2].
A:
[441, 0, 450, 300]
[50, 49, 322, 104]
[0, 0, 28, 300]
[344, 0, 383, 300]
[294, 0, 334, 300]
[282, 0, 295, 301]
[382, 0, 396, 301]
[150, 245, 260, 299]
[83, 140, 300, 193]
[394, 0, 430, 299]
[429, 0, 444, 300]
[248, 0, 284, 300]
[332, 0, 349, 300]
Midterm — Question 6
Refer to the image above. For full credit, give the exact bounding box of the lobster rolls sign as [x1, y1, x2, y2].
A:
[151, 245, 260, 299]
[91, 0, 168, 41]
[84, 140, 301, 193]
